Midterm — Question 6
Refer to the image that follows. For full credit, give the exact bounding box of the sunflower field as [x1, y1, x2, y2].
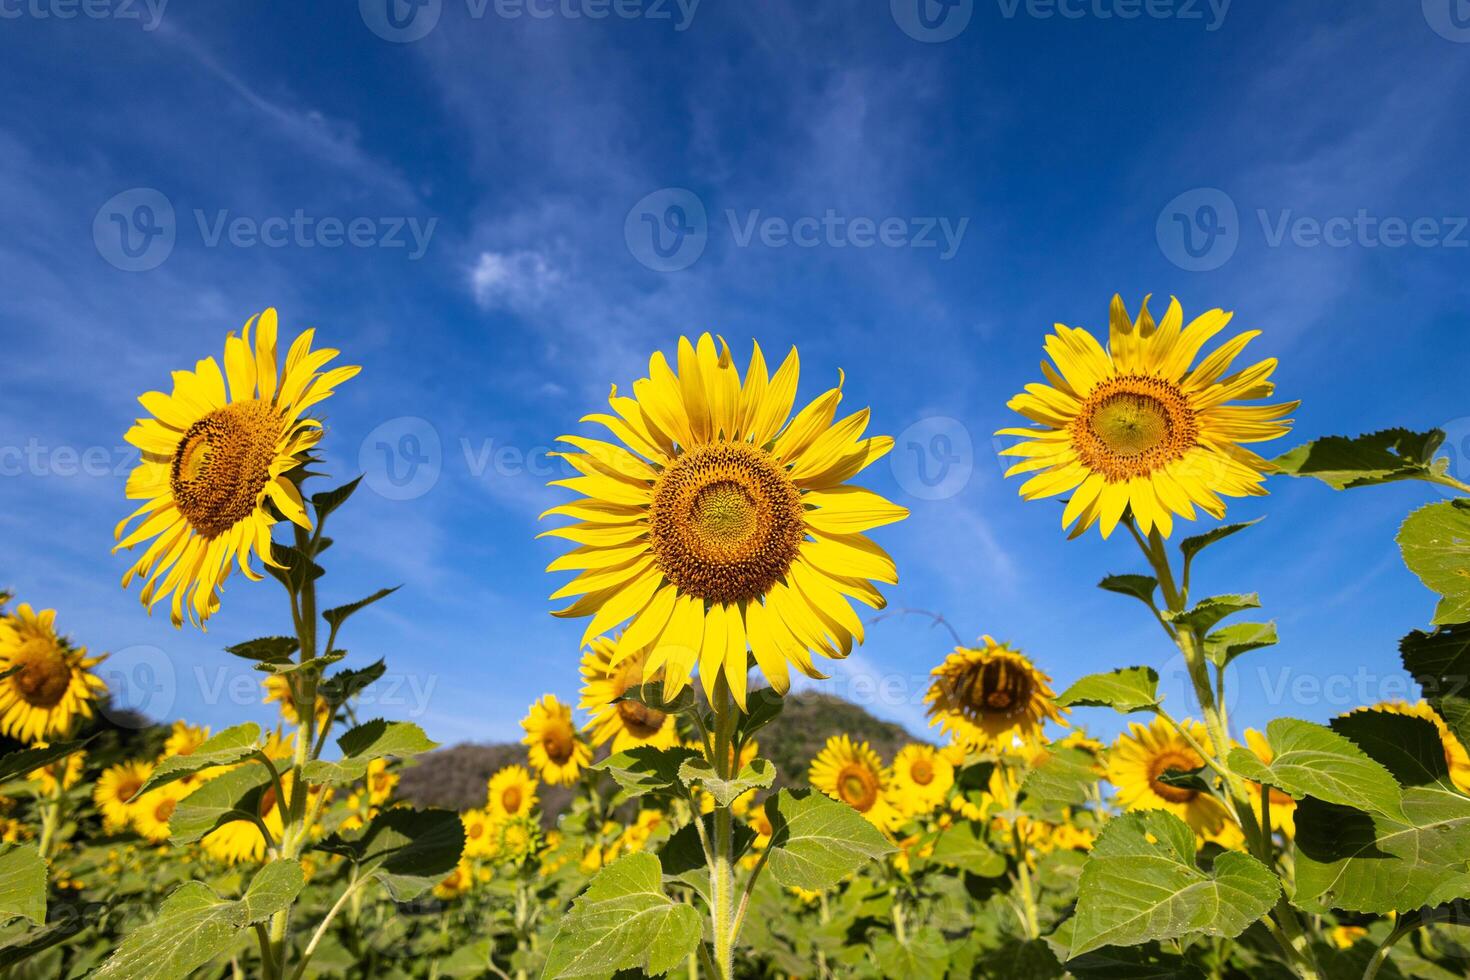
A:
[2, 297, 1470, 980]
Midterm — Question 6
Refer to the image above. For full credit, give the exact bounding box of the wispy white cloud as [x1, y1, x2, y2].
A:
[468, 249, 562, 311]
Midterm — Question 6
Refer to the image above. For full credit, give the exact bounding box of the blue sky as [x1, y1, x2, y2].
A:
[2, 0, 1468, 748]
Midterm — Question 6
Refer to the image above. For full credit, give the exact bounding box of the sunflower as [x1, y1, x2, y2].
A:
[114, 308, 360, 627]
[202, 768, 326, 864]
[1351, 701, 1470, 794]
[162, 720, 209, 758]
[578, 636, 680, 751]
[924, 638, 1066, 750]
[94, 759, 154, 832]
[364, 757, 398, 806]
[747, 804, 774, 850]
[541, 334, 907, 709]
[999, 295, 1297, 539]
[461, 808, 499, 860]
[1109, 717, 1239, 843]
[28, 746, 85, 795]
[521, 695, 591, 786]
[433, 858, 475, 900]
[890, 744, 954, 816]
[486, 765, 539, 820]
[809, 735, 901, 832]
[0, 604, 107, 743]
[496, 816, 541, 866]
[1240, 728, 1297, 838]
[132, 782, 186, 843]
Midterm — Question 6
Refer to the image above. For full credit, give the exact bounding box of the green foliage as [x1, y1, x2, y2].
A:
[1098, 574, 1159, 607]
[1069, 810, 1280, 957]
[676, 757, 775, 807]
[322, 586, 401, 631]
[1397, 499, 1470, 625]
[593, 746, 701, 798]
[1202, 621, 1278, 668]
[762, 790, 894, 891]
[302, 719, 437, 785]
[541, 853, 703, 979]
[135, 723, 261, 797]
[1057, 667, 1160, 713]
[0, 737, 93, 783]
[316, 807, 465, 901]
[1400, 624, 1470, 749]
[169, 761, 274, 844]
[1179, 519, 1261, 564]
[223, 636, 298, 664]
[1225, 717, 1404, 817]
[0, 846, 46, 926]
[1274, 428, 1449, 489]
[927, 822, 1006, 876]
[94, 860, 304, 980]
[1163, 593, 1260, 635]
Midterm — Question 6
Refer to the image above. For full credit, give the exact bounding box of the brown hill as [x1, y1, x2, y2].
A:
[396, 692, 920, 814]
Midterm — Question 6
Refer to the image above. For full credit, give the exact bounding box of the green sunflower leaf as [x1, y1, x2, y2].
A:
[593, 746, 701, 799]
[658, 815, 755, 904]
[1400, 624, 1470, 750]
[315, 807, 464, 901]
[0, 737, 94, 784]
[1098, 574, 1159, 608]
[135, 723, 262, 798]
[320, 658, 386, 706]
[311, 475, 363, 521]
[541, 853, 703, 980]
[1273, 428, 1449, 490]
[0, 846, 46, 926]
[1202, 621, 1278, 668]
[1056, 667, 1161, 714]
[762, 789, 894, 891]
[1068, 810, 1280, 957]
[735, 687, 785, 740]
[1020, 745, 1103, 815]
[93, 859, 303, 980]
[1292, 710, 1470, 913]
[1225, 717, 1403, 817]
[1163, 594, 1260, 636]
[1397, 500, 1470, 625]
[223, 636, 298, 664]
[169, 761, 275, 845]
[322, 586, 400, 631]
[302, 719, 436, 785]
[870, 926, 950, 980]
[928, 822, 1006, 877]
[618, 682, 698, 717]
[676, 758, 775, 807]
[1179, 519, 1262, 564]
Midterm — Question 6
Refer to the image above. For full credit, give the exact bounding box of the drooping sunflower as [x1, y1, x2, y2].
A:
[924, 637, 1066, 750]
[541, 334, 907, 708]
[486, 764, 539, 820]
[809, 735, 901, 832]
[1240, 728, 1297, 838]
[0, 604, 107, 744]
[1352, 701, 1470, 794]
[578, 635, 680, 751]
[114, 308, 360, 627]
[132, 782, 186, 844]
[94, 759, 153, 832]
[890, 744, 954, 816]
[1109, 717, 1239, 844]
[999, 295, 1297, 539]
[521, 695, 591, 786]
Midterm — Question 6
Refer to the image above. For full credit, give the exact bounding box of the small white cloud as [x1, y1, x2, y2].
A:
[468, 249, 561, 312]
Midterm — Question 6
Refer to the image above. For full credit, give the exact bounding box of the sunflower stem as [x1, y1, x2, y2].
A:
[708, 674, 738, 980]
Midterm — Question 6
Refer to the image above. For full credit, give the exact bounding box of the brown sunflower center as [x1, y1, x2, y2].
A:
[616, 698, 668, 739]
[1071, 376, 1198, 481]
[170, 399, 285, 539]
[116, 777, 142, 803]
[469, 821, 485, 839]
[154, 798, 177, 823]
[501, 786, 523, 813]
[11, 641, 73, 708]
[542, 726, 575, 765]
[953, 657, 1034, 721]
[836, 763, 879, 811]
[909, 758, 934, 785]
[1148, 749, 1202, 804]
[648, 442, 805, 604]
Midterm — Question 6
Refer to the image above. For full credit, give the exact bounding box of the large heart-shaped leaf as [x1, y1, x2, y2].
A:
[315, 807, 464, 901]
[1273, 428, 1448, 489]
[1057, 667, 1160, 714]
[1226, 717, 1404, 818]
[593, 746, 701, 798]
[541, 852, 702, 979]
[1068, 810, 1279, 957]
[302, 719, 436, 785]
[135, 723, 261, 798]
[0, 847, 46, 926]
[762, 790, 894, 891]
[1400, 624, 1470, 750]
[1397, 500, 1470, 625]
